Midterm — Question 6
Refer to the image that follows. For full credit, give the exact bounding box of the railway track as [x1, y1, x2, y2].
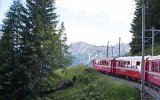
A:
[100, 72, 160, 100]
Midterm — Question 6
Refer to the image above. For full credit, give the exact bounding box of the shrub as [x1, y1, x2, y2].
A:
[76, 68, 99, 84]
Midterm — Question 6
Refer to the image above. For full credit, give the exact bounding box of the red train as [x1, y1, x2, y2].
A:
[92, 55, 160, 86]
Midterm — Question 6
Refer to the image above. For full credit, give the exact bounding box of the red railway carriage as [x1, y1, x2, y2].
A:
[145, 55, 160, 86]
[93, 58, 115, 73]
[114, 56, 149, 79]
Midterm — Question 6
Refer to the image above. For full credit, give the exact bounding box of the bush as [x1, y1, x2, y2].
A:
[76, 68, 99, 84]
[43, 67, 140, 100]
[56, 79, 73, 90]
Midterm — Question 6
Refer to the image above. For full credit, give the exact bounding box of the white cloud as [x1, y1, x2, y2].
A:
[0, 0, 135, 46]
[56, 0, 135, 46]
[65, 23, 132, 46]
[56, 0, 135, 23]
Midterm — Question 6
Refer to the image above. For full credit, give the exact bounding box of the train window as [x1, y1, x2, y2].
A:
[102, 61, 104, 65]
[124, 61, 127, 67]
[136, 61, 140, 69]
[120, 61, 123, 67]
[103, 61, 105, 65]
[117, 61, 120, 67]
[100, 61, 102, 65]
[104, 61, 107, 65]
[119, 62, 122, 67]
[151, 62, 155, 72]
[106, 61, 109, 66]
[108, 61, 111, 66]
[136, 61, 140, 66]
[125, 61, 130, 68]
[130, 61, 132, 68]
[155, 61, 159, 72]
[149, 62, 152, 71]
[121, 61, 125, 67]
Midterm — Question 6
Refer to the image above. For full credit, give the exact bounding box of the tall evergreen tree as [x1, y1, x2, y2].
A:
[57, 22, 72, 67]
[129, 0, 142, 55]
[23, 0, 59, 98]
[130, 0, 160, 55]
[0, 0, 30, 99]
[0, 0, 72, 99]
[25, 0, 72, 98]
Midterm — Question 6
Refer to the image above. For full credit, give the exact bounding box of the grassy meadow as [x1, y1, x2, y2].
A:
[43, 65, 140, 100]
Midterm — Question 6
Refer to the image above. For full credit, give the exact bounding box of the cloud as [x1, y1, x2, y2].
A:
[56, 0, 135, 23]
[56, 0, 135, 45]
[66, 23, 132, 46]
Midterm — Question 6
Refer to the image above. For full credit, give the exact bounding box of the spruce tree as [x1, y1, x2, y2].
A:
[130, 0, 160, 55]
[0, 0, 29, 99]
[25, 0, 67, 98]
[57, 22, 72, 67]
[0, 0, 72, 99]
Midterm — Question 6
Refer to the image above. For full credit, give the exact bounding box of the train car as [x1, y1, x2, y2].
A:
[92, 57, 116, 73]
[145, 55, 160, 86]
[113, 56, 149, 79]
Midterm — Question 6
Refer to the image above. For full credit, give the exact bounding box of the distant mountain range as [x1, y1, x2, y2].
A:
[69, 41, 130, 65]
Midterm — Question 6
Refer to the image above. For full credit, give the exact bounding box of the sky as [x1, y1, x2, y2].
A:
[0, 0, 136, 46]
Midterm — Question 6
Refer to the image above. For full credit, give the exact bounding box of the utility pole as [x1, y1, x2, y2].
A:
[118, 37, 121, 57]
[106, 41, 109, 58]
[141, 0, 145, 100]
[146, 26, 160, 56]
[111, 46, 114, 57]
[151, 26, 155, 56]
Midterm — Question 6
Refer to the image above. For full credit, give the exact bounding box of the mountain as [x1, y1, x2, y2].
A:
[69, 41, 130, 65]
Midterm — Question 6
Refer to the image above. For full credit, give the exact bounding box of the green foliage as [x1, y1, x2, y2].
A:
[55, 64, 85, 79]
[76, 68, 99, 84]
[0, 1, 29, 99]
[0, 0, 72, 99]
[130, 0, 160, 55]
[76, 77, 139, 100]
[134, 41, 160, 56]
[43, 66, 140, 100]
[55, 22, 73, 68]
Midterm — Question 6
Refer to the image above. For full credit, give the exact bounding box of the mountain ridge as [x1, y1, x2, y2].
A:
[69, 41, 130, 65]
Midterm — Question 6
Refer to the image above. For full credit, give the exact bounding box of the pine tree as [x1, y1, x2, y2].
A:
[57, 22, 72, 67]
[24, 0, 69, 98]
[130, 0, 160, 55]
[0, 0, 72, 99]
[0, 0, 30, 99]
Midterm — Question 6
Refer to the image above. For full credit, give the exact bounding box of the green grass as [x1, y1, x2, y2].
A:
[55, 64, 85, 79]
[43, 65, 140, 100]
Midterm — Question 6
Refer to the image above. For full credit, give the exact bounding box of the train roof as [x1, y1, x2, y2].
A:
[148, 55, 160, 60]
[115, 56, 150, 61]
[94, 57, 116, 60]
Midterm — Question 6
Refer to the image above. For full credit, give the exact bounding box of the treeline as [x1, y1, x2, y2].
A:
[130, 0, 160, 55]
[0, 0, 72, 99]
